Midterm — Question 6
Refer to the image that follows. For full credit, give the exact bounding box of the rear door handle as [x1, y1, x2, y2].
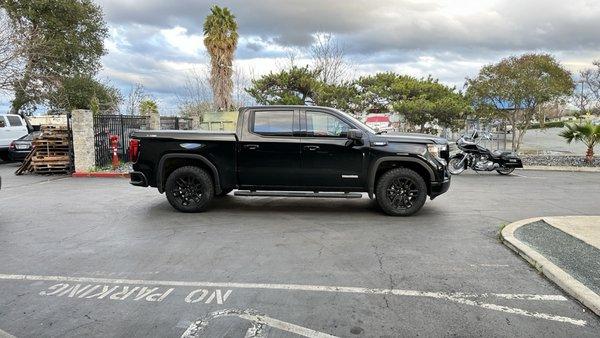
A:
[243, 144, 260, 150]
[303, 145, 320, 151]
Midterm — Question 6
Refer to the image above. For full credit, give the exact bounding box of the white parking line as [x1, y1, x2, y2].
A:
[0, 273, 586, 326]
[182, 309, 337, 338]
[0, 327, 15, 338]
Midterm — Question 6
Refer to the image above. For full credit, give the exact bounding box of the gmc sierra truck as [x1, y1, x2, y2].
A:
[129, 106, 451, 216]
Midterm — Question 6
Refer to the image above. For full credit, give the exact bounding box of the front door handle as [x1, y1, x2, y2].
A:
[303, 145, 320, 151]
[243, 144, 260, 150]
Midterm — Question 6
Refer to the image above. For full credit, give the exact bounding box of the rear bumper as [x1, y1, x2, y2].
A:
[430, 177, 451, 199]
[8, 150, 29, 161]
[129, 171, 148, 187]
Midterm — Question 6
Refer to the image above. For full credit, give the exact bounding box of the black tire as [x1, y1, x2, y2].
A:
[448, 155, 466, 175]
[376, 168, 428, 216]
[215, 188, 233, 197]
[165, 166, 214, 212]
[496, 167, 515, 175]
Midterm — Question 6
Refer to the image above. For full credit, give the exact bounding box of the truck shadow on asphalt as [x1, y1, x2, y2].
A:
[142, 194, 444, 220]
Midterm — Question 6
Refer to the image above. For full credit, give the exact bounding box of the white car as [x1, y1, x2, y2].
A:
[0, 114, 29, 161]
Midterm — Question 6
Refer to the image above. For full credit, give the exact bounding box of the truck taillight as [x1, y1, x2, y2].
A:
[8, 141, 15, 150]
[129, 139, 140, 162]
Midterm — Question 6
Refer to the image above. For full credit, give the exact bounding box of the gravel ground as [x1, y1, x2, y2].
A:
[514, 220, 600, 295]
[522, 155, 600, 167]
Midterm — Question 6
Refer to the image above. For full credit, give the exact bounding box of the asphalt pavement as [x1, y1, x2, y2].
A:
[0, 161, 599, 337]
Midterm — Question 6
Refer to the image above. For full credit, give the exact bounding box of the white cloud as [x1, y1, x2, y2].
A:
[89, 0, 600, 112]
[159, 26, 204, 57]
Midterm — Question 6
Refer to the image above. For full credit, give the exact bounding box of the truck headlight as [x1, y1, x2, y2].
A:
[427, 144, 447, 165]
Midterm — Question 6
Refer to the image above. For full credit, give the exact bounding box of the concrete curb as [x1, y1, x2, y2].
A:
[501, 217, 600, 316]
[72, 172, 130, 178]
[521, 166, 600, 172]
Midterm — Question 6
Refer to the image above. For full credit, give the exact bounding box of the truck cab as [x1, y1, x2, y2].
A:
[130, 106, 450, 216]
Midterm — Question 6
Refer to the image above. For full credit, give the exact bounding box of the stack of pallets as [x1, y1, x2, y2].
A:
[15, 126, 73, 175]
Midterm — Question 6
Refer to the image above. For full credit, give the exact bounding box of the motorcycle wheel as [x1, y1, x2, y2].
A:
[448, 157, 466, 175]
[496, 167, 515, 175]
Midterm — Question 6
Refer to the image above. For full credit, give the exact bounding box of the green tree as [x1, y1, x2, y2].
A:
[47, 75, 121, 112]
[246, 66, 322, 105]
[203, 5, 238, 111]
[354, 72, 405, 113]
[316, 81, 362, 114]
[139, 99, 159, 116]
[466, 53, 574, 151]
[1, 0, 108, 115]
[355, 73, 467, 132]
[559, 121, 600, 163]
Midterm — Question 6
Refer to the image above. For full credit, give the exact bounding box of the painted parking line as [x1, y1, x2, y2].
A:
[0, 273, 586, 327]
[0, 328, 16, 338]
[182, 309, 337, 338]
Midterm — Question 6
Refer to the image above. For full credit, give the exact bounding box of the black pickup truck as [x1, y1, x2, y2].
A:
[129, 106, 450, 216]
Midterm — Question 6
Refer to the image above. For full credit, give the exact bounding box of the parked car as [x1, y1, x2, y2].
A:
[129, 106, 451, 216]
[8, 131, 41, 161]
[0, 114, 29, 161]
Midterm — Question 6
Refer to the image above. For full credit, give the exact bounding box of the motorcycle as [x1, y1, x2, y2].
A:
[448, 132, 523, 175]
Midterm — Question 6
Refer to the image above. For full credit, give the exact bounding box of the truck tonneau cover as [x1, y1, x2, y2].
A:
[130, 130, 237, 142]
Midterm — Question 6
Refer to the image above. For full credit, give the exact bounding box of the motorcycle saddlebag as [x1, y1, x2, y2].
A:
[500, 152, 523, 168]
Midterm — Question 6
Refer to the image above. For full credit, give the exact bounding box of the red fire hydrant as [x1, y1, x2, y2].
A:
[110, 135, 120, 169]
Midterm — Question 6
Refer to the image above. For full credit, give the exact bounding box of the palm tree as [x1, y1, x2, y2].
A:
[559, 121, 600, 163]
[203, 6, 238, 111]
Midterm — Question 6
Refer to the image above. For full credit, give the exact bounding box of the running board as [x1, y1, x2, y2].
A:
[234, 191, 363, 199]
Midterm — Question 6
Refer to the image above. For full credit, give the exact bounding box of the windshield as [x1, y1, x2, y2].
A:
[334, 109, 377, 134]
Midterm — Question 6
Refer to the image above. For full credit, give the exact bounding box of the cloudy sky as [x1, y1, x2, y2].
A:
[4, 0, 600, 113]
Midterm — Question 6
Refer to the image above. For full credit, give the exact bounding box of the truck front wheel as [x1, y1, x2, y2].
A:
[375, 168, 427, 216]
[165, 166, 214, 212]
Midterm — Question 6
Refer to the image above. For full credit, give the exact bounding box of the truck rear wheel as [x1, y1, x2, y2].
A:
[165, 166, 214, 212]
[376, 168, 427, 216]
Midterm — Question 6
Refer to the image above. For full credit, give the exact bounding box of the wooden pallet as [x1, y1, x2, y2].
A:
[15, 125, 73, 176]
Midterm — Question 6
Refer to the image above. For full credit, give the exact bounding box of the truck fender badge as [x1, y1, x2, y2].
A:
[341, 175, 359, 179]
[180, 143, 204, 150]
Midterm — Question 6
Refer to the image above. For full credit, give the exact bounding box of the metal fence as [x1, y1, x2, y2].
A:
[464, 118, 508, 151]
[199, 120, 236, 131]
[93, 114, 149, 167]
[160, 116, 193, 130]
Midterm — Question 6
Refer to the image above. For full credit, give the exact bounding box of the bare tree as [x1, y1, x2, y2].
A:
[310, 33, 353, 85]
[0, 10, 25, 93]
[572, 61, 600, 116]
[232, 65, 255, 108]
[177, 66, 214, 118]
[124, 83, 146, 115]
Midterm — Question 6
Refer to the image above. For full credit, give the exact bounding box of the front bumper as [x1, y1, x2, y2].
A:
[130, 171, 148, 187]
[430, 176, 451, 199]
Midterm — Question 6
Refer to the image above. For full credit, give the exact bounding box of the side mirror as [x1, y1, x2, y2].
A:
[347, 129, 363, 141]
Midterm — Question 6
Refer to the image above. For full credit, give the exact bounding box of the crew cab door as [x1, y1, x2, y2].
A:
[299, 110, 366, 188]
[237, 109, 301, 187]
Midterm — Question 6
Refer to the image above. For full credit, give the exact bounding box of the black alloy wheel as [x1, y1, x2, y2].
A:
[165, 166, 214, 212]
[376, 168, 427, 216]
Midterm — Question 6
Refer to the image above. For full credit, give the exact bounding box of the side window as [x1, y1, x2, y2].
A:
[6, 115, 22, 127]
[0, 117, 5, 128]
[306, 111, 350, 138]
[252, 110, 295, 136]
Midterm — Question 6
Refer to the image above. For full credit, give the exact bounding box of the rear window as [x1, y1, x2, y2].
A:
[22, 131, 41, 140]
[252, 110, 295, 136]
[6, 115, 22, 126]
